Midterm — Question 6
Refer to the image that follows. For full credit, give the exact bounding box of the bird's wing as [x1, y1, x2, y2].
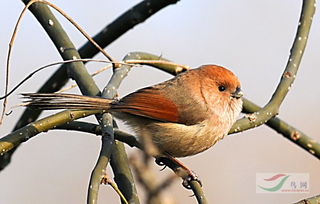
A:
[110, 87, 179, 123]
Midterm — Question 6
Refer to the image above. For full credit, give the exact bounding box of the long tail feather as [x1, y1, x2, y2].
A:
[21, 93, 112, 110]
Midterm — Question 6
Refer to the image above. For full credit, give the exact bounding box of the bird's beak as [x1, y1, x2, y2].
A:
[231, 87, 243, 99]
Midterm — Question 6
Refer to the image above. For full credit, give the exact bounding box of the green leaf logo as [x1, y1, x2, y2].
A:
[258, 174, 290, 192]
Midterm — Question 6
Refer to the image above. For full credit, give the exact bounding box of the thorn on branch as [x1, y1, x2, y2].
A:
[283, 71, 293, 78]
[245, 113, 257, 122]
[290, 131, 301, 141]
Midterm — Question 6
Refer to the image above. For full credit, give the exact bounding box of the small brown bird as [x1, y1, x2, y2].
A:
[23, 65, 243, 157]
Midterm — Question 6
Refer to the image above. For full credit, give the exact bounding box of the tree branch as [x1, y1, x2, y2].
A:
[87, 56, 135, 204]
[0, 110, 101, 154]
[230, 0, 316, 132]
[110, 122, 141, 204]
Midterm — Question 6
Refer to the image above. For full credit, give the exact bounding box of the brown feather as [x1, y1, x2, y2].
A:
[110, 88, 179, 123]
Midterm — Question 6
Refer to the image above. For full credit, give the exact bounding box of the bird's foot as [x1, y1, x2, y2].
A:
[182, 171, 202, 189]
[155, 156, 202, 189]
[155, 157, 168, 171]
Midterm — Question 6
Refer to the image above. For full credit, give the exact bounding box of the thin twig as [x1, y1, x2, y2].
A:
[39, 0, 117, 63]
[100, 175, 129, 204]
[0, 59, 114, 99]
[53, 58, 189, 94]
[1, 0, 117, 125]
[1, 0, 35, 126]
[125, 59, 190, 74]
[0, 58, 188, 99]
[57, 64, 113, 93]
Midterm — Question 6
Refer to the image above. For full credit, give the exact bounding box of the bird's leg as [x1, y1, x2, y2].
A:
[155, 156, 202, 189]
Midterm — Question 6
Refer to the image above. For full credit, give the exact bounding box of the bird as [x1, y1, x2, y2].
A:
[22, 65, 243, 158]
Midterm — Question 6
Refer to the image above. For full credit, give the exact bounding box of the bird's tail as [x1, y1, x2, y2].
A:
[21, 93, 112, 110]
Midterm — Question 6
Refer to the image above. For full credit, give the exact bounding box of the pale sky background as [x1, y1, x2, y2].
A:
[1, 0, 320, 203]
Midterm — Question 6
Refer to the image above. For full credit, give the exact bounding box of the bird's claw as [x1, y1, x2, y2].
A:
[182, 171, 202, 189]
[155, 157, 168, 171]
[155, 157, 165, 166]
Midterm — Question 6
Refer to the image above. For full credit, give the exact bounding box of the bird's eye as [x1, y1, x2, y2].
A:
[218, 86, 226, 92]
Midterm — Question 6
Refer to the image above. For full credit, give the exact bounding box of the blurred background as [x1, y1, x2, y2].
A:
[1, 0, 320, 203]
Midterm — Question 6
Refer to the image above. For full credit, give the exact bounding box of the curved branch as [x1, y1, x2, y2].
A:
[58, 121, 141, 148]
[231, 0, 316, 132]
